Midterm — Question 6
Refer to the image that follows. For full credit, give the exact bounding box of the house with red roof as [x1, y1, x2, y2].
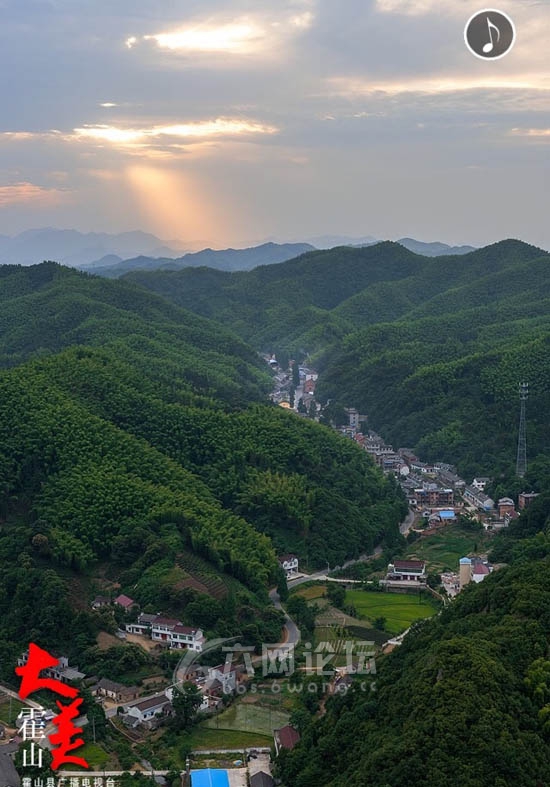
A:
[274, 724, 301, 755]
[114, 593, 136, 610]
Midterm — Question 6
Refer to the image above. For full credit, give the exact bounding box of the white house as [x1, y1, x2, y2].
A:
[125, 692, 172, 727]
[126, 614, 204, 652]
[207, 663, 237, 694]
[278, 554, 299, 579]
[126, 612, 157, 635]
[386, 559, 427, 583]
[151, 617, 205, 652]
[472, 477, 490, 491]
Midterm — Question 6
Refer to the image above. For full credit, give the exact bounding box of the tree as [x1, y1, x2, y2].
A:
[277, 569, 289, 602]
[373, 616, 386, 631]
[326, 583, 346, 609]
[171, 683, 203, 731]
[427, 572, 442, 590]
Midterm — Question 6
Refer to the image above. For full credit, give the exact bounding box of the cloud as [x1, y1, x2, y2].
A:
[125, 6, 315, 58]
[71, 118, 279, 147]
[325, 74, 550, 98]
[510, 127, 550, 138]
[0, 182, 68, 207]
[141, 21, 264, 54]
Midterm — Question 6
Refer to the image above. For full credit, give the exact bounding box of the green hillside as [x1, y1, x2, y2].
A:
[0, 262, 403, 673]
[127, 240, 550, 478]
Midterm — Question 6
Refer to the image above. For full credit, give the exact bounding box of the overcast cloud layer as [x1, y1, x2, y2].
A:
[1, 0, 549, 248]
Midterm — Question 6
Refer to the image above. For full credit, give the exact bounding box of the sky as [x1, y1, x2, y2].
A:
[1, 0, 549, 249]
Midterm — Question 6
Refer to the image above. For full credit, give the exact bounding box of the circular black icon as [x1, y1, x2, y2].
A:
[464, 9, 516, 60]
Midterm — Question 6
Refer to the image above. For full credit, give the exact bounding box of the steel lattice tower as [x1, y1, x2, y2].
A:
[516, 382, 528, 478]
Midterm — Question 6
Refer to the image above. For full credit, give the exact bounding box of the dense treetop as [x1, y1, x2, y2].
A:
[0, 262, 402, 667]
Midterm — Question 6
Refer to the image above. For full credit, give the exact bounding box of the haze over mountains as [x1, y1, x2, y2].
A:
[0, 228, 477, 273]
[0, 229, 185, 268]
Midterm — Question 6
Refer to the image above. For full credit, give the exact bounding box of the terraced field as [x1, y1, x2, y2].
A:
[176, 551, 231, 599]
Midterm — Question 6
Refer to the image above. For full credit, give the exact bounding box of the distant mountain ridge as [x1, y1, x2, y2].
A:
[80, 241, 316, 277]
[0, 228, 184, 267]
[0, 227, 478, 273]
[397, 237, 476, 256]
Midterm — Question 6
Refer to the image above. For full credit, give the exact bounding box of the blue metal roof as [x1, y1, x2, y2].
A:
[191, 769, 230, 787]
[459, 557, 471, 564]
[440, 510, 455, 519]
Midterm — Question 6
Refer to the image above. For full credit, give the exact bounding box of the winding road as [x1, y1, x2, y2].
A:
[270, 508, 415, 645]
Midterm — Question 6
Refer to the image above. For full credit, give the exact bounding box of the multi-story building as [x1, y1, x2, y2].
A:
[464, 485, 494, 511]
[278, 554, 299, 579]
[386, 559, 427, 583]
[497, 497, 516, 518]
[519, 491, 539, 510]
[17, 652, 85, 685]
[414, 485, 454, 507]
[126, 613, 204, 652]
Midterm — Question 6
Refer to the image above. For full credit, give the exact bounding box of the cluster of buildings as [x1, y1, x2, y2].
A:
[459, 556, 493, 589]
[266, 356, 320, 416]
[91, 594, 207, 652]
[16, 650, 85, 684]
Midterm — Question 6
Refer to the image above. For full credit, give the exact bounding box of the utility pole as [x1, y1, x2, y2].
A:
[516, 382, 528, 478]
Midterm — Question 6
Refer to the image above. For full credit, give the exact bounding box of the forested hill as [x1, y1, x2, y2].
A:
[0, 262, 403, 667]
[279, 495, 550, 787]
[126, 239, 550, 477]
[279, 558, 550, 786]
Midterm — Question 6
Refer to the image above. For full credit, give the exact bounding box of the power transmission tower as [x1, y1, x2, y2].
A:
[516, 382, 528, 478]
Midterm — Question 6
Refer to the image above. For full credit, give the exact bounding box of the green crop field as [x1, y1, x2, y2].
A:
[203, 700, 289, 737]
[0, 696, 25, 726]
[404, 526, 490, 572]
[345, 590, 437, 635]
[189, 727, 272, 751]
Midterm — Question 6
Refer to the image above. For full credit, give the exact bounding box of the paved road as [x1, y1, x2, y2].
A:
[0, 683, 43, 709]
[282, 507, 415, 593]
[268, 587, 301, 647]
[272, 508, 415, 641]
[399, 508, 415, 535]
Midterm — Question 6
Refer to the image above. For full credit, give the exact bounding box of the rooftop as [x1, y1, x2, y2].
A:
[275, 724, 301, 750]
[250, 773, 275, 787]
[114, 594, 135, 608]
[98, 677, 138, 693]
[191, 769, 230, 787]
[393, 559, 425, 570]
[173, 624, 199, 635]
[133, 695, 170, 712]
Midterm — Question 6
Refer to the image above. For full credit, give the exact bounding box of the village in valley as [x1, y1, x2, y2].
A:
[267, 354, 538, 596]
[0, 358, 537, 787]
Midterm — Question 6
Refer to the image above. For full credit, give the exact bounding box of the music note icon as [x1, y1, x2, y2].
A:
[465, 9, 516, 61]
[482, 17, 501, 54]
